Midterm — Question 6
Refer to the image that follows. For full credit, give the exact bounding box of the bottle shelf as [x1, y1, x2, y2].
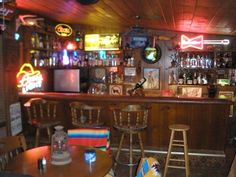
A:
[169, 84, 209, 86]
[168, 50, 236, 87]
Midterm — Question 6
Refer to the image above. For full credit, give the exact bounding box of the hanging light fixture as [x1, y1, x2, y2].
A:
[77, 0, 99, 5]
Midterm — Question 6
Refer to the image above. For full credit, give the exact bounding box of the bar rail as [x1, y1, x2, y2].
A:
[18, 92, 232, 105]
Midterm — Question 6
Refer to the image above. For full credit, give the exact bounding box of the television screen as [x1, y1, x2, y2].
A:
[130, 36, 148, 48]
[54, 69, 80, 92]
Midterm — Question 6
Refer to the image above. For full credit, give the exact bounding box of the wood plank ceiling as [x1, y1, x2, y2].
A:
[16, 0, 236, 36]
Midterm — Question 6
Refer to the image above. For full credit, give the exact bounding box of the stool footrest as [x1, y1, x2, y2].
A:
[115, 159, 138, 167]
[172, 143, 184, 147]
[170, 158, 185, 162]
[173, 140, 184, 143]
[168, 165, 186, 169]
[164, 124, 190, 177]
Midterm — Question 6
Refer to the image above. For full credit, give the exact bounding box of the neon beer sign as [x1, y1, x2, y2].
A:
[181, 34, 230, 50]
[55, 24, 73, 37]
[84, 34, 120, 51]
[181, 35, 204, 50]
[16, 63, 43, 93]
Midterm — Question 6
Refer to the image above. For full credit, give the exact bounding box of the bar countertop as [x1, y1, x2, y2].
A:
[18, 92, 232, 105]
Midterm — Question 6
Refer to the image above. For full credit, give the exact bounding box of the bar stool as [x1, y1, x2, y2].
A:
[110, 104, 150, 177]
[70, 102, 104, 127]
[24, 98, 61, 147]
[164, 124, 190, 177]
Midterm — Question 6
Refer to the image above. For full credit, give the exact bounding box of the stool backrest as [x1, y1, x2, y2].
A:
[110, 104, 150, 129]
[24, 98, 58, 123]
[67, 128, 110, 153]
[70, 102, 103, 127]
[0, 135, 27, 171]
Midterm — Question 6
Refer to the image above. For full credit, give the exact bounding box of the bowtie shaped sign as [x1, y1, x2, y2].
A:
[180, 34, 230, 50]
[181, 35, 204, 50]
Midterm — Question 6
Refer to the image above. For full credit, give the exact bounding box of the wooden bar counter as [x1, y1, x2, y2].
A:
[18, 92, 232, 155]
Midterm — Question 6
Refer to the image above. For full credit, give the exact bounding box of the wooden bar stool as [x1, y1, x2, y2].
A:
[110, 104, 150, 177]
[164, 124, 190, 177]
[24, 98, 61, 147]
[70, 102, 104, 128]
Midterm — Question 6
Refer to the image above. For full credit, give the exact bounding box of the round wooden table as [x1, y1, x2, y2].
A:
[6, 145, 113, 177]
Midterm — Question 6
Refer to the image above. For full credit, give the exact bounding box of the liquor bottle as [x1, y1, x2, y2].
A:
[193, 72, 198, 85]
[169, 71, 177, 84]
[133, 77, 147, 90]
[45, 35, 50, 49]
[183, 72, 187, 85]
[168, 72, 172, 85]
[205, 55, 209, 68]
[178, 71, 184, 85]
[31, 33, 36, 48]
[35, 33, 40, 48]
[230, 70, 236, 86]
[186, 71, 193, 85]
[202, 74, 208, 84]
[197, 55, 201, 68]
[205, 55, 213, 68]
[128, 77, 147, 96]
[190, 54, 197, 68]
[31, 53, 37, 67]
[186, 53, 190, 68]
[180, 56, 184, 68]
[39, 35, 44, 48]
[200, 55, 205, 69]
[197, 73, 202, 85]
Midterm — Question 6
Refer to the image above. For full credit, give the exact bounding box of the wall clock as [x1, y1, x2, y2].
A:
[142, 44, 162, 64]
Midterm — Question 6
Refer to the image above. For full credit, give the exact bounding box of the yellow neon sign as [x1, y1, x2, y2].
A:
[55, 24, 73, 37]
[84, 34, 120, 51]
[16, 63, 43, 93]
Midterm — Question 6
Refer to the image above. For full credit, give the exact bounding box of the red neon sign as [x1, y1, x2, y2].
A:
[16, 63, 43, 93]
[66, 41, 77, 50]
[181, 35, 204, 50]
[180, 34, 230, 50]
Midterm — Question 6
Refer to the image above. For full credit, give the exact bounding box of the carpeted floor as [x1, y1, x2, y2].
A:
[112, 142, 236, 177]
[25, 135, 236, 177]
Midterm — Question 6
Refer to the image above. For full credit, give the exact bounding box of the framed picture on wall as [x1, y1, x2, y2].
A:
[218, 91, 234, 116]
[182, 87, 202, 97]
[218, 91, 234, 100]
[124, 67, 136, 76]
[143, 68, 160, 90]
[109, 84, 123, 95]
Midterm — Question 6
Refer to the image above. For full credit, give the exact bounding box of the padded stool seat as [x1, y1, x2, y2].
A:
[164, 124, 190, 177]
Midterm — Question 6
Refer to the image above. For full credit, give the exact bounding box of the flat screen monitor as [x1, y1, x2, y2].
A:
[54, 69, 80, 92]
